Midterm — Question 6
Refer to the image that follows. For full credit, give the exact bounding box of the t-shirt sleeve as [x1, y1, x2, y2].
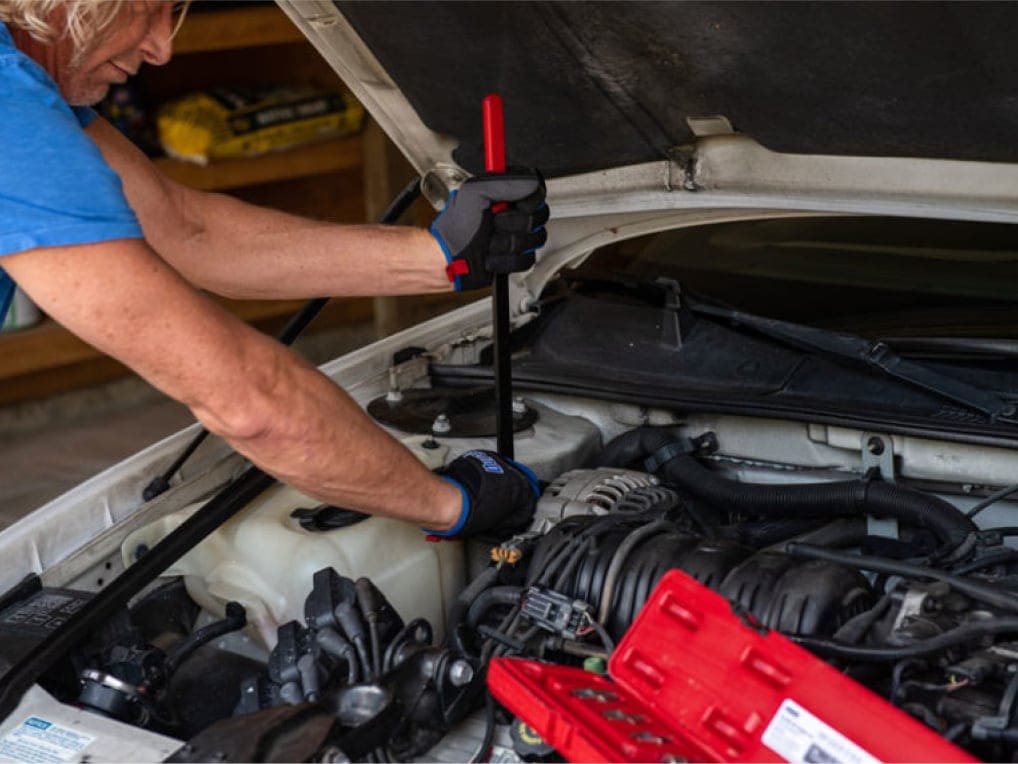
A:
[0, 57, 143, 258]
[72, 105, 98, 128]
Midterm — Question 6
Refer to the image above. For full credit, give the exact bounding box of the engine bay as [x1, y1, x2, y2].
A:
[4, 384, 1018, 762]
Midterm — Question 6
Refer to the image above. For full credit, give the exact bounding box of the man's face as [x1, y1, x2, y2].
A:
[57, 1, 178, 106]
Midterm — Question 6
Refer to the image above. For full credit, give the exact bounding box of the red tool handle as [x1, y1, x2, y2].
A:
[483, 94, 508, 212]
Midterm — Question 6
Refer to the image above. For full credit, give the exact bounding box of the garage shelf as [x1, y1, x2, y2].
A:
[154, 135, 364, 192]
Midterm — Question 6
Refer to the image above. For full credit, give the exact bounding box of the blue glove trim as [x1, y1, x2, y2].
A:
[429, 190, 462, 292]
[509, 459, 542, 498]
[429, 221, 454, 264]
[429, 222, 462, 293]
[423, 476, 471, 537]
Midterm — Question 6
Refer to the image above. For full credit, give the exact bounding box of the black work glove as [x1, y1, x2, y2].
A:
[430, 169, 549, 292]
[426, 450, 541, 538]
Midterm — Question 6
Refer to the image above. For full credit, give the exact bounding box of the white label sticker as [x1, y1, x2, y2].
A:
[762, 699, 881, 764]
[0, 717, 95, 763]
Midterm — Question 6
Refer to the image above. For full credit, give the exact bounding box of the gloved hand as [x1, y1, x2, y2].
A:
[430, 169, 549, 292]
[426, 450, 541, 538]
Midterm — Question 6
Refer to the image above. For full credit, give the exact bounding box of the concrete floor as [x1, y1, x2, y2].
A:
[0, 387, 194, 529]
[0, 323, 375, 531]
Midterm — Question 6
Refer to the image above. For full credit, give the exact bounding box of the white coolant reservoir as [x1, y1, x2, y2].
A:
[121, 484, 464, 648]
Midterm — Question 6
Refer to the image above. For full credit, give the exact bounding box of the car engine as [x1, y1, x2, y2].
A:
[8, 392, 1018, 762]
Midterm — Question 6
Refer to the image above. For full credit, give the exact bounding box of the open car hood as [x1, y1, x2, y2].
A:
[285, 1, 1018, 177]
[281, 1, 1018, 308]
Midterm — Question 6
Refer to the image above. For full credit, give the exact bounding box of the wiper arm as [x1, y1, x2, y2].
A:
[880, 336, 1018, 360]
[689, 300, 1018, 425]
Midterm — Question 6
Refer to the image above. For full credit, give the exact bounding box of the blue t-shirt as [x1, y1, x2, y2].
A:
[0, 22, 143, 323]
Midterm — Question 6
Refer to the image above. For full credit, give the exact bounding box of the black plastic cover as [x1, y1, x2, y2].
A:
[0, 588, 91, 668]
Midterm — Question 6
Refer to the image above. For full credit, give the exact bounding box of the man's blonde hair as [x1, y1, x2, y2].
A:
[0, 1, 127, 54]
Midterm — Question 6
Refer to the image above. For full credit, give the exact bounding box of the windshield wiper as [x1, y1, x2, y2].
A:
[879, 336, 1018, 361]
[688, 299, 1018, 425]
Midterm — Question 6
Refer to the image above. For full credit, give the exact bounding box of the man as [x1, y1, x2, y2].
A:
[0, 0, 548, 537]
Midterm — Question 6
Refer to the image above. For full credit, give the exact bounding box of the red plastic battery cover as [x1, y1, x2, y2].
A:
[488, 569, 975, 763]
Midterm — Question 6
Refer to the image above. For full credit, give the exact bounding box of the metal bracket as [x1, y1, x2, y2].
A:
[654, 278, 685, 350]
[665, 146, 700, 192]
[861, 433, 898, 539]
[386, 354, 431, 402]
[420, 164, 469, 209]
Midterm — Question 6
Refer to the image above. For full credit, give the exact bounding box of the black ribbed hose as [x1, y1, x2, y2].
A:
[596, 428, 977, 551]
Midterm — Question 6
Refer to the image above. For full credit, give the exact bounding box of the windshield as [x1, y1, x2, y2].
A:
[574, 216, 1018, 337]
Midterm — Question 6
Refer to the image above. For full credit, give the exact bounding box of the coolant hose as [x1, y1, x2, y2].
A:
[447, 567, 499, 655]
[466, 586, 523, 631]
[596, 427, 977, 551]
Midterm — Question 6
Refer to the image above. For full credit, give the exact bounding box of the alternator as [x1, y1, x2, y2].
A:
[532, 468, 661, 532]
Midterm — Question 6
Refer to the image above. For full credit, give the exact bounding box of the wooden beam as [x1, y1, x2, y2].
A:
[172, 4, 305, 55]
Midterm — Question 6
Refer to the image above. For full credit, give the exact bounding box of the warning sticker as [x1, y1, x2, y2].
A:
[762, 699, 881, 764]
[0, 717, 94, 763]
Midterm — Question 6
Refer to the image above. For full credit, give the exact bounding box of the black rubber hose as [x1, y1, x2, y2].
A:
[162, 601, 247, 677]
[785, 543, 1018, 613]
[831, 593, 893, 645]
[465, 586, 523, 631]
[794, 617, 1018, 662]
[780, 518, 869, 550]
[477, 625, 527, 652]
[594, 426, 676, 470]
[597, 427, 976, 551]
[447, 567, 499, 654]
[952, 550, 1018, 575]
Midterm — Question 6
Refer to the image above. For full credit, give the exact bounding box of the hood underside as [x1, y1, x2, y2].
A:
[334, 1, 1018, 177]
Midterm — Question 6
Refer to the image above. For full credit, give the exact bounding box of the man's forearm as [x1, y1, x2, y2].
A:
[87, 117, 453, 301]
[197, 340, 463, 530]
[5, 238, 462, 530]
[165, 189, 453, 300]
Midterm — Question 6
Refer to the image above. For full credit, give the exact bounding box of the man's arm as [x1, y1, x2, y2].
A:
[2, 238, 463, 529]
[84, 117, 452, 300]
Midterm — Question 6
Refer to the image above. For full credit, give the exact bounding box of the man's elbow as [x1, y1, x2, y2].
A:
[193, 398, 275, 444]
[188, 355, 290, 444]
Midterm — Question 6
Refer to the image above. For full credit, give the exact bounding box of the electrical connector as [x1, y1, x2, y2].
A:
[521, 587, 591, 640]
[491, 547, 524, 565]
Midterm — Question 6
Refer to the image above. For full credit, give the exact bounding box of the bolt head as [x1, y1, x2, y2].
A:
[448, 659, 474, 687]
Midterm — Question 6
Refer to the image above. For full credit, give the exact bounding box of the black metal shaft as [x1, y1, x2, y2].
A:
[493, 274, 514, 459]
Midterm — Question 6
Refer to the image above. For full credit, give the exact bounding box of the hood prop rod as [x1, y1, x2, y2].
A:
[142, 177, 423, 502]
[484, 94, 515, 459]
